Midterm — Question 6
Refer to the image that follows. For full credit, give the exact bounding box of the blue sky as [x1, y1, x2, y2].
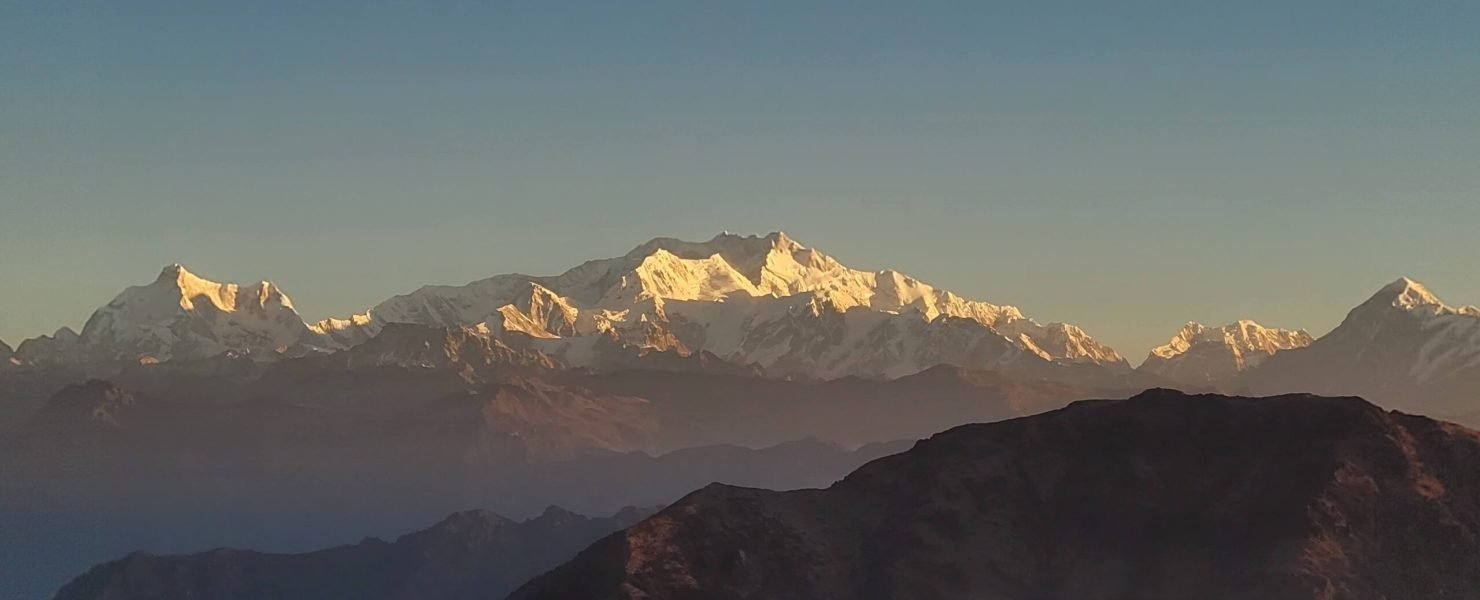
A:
[4, 0, 1479, 358]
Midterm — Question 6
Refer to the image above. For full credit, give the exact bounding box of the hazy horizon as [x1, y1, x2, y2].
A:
[5, 1, 1479, 358]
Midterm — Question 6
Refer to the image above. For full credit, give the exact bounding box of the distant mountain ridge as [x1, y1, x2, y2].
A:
[12, 354, 1112, 474]
[54, 505, 655, 600]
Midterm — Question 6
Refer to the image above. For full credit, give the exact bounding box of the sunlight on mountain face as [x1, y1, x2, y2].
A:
[13, 233, 1128, 382]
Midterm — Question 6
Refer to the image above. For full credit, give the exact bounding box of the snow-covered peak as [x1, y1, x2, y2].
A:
[60, 264, 312, 362]
[1241, 278, 1480, 412]
[1140, 319, 1312, 389]
[1352, 277, 1480, 321]
[1378, 277, 1444, 310]
[312, 232, 1128, 377]
[665, 230, 802, 256]
[608, 233, 1052, 334]
[146, 263, 295, 314]
[1149, 320, 1313, 361]
[618, 231, 813, 290]
[1149, 322, 1208, 359]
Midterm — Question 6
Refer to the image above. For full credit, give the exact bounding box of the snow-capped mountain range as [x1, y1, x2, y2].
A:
[307, 232, 1128, 380]
[1138, 320, 1313, 389]
[9, 234, 1480, 409]
[9, 233, 1130, 382]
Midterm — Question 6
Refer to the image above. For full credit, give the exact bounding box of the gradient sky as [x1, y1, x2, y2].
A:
[4, 1, 1479, 361]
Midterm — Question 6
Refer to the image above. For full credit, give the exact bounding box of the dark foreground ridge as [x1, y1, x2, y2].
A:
[513, 389, 1480, 600]
[53, 506, 652, 600]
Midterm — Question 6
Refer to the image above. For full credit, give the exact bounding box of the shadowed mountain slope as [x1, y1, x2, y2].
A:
[53, 506, 653, 600]
[513, 389, 1480, 600]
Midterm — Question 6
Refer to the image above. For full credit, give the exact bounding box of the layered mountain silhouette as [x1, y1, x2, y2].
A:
[514, 389, 1480, 599]
[567, 364, 1114, 450]
[54, 505, 653, 600]
[8, 352, 1112, 478]
[2, 334, 1096, 597]
[2, 372, 914, 600]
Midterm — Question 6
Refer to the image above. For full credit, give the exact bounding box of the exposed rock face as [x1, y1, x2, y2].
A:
[513, 389, 1480, 600]
[53, 506, 654, 600]
[1242, 278, 1480, 413]
[323, 322, 564, 378]
[1140, 320, 1312, 389]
